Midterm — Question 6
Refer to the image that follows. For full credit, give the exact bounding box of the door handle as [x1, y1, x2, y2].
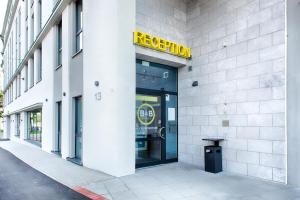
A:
[158, 127, 165, 140]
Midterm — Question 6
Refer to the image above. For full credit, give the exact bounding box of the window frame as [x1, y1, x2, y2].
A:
[75, 0, 82, 53]
[27, 109, 42, 144]
[57, 21, 62, 67]
[31, 14, 34, 44]
[37, 47, 42, 82]
[38, 0, 42, 30]
[18, 9, 21, 64]
[24, 65, 28, 92]
[17, 73, 21, 97]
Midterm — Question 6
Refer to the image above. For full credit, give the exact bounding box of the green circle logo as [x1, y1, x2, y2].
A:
[137, 103, 156, 126]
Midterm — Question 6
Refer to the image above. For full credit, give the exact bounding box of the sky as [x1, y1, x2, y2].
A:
[0, 0, 8, 62]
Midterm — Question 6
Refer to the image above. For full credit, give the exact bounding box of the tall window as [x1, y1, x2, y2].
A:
[15, 80, 17, 99]
[12, 84, 14, 101]
[57, 21, 62, 66]
[38, 0, 42, 30]
[26, 24, 28, 51]
[37, 47, 42, 82]
[18, 9, 21, 63]
[25, 0, 28, 18]
[27, 109, 42, 144]
[11, 35, 13, 74]
[10, 87, 12, 103]
[25, 65, 28, 92]
[30, 58, 34, 87]
[15, 20, 18, 66]
[17, 74, 21, 97]
[7, 42, 10, 80]
[30, 14, 34, 44]
[75, 0, 82, 52]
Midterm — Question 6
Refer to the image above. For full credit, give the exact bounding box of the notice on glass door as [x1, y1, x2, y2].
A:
[168, 108, 176, 121]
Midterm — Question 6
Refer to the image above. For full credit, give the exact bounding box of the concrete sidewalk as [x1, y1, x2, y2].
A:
[1, 141, 300, 200]
[0, 141, 113, 188]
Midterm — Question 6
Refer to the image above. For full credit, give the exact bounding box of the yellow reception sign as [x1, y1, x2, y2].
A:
[133, 31, 191, 59]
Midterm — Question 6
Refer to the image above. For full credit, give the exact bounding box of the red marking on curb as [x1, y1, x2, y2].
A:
[74, 186, 107, 200]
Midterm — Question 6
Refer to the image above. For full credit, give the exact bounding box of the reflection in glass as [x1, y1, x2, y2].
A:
[75, 96, 82, 160]
[28, 109, 42, 143]
[165, 94, 177, 159]
[136, 61, 177, 92]
[136, 95, 162, 165]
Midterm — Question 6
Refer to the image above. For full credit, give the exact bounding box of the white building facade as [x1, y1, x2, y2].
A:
[1, 0, 300, 186]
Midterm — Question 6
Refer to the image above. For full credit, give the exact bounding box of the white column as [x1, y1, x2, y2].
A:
[34, 27, 56, 152]
[20, 112, 26, 140]
[82, 0, 136, 177]
[3, 116, 10, 139]
[24, 113, 28, 140]
[10, 114, 16, 139]
[61, 5, 72, 159]
[287, 0, 300, 187]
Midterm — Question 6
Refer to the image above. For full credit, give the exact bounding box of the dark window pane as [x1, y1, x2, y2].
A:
[136, 61, 177, 92]
[75, 0, 82, 52]
[57, 21, 62, 66]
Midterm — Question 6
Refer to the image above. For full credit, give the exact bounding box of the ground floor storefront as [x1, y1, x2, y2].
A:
[2, 56, 288, 183]
[3, 60, 181, 170]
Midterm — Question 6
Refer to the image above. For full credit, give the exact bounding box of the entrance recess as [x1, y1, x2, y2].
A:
[136, 60, 178, 168]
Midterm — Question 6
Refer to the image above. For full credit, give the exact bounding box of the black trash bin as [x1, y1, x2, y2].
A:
[204, 145, 222, 173]
[202, 138, 224, 173]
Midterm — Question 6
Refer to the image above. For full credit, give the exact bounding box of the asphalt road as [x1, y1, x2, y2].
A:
[0, 147, 90, 200]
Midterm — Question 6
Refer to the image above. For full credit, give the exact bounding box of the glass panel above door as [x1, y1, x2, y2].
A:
[136, 60, 177, 92]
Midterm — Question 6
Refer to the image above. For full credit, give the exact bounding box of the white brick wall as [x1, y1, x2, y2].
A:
[136, 0, 186, 45]
[137, 0, 286, 183]
[180, 0, 286, 182]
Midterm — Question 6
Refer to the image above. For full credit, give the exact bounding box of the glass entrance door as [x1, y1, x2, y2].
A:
[136, 93, 163, 166]
[135, 59, 178, 168]
[75, 97, 82, 161]
[136, 91, 178, 167]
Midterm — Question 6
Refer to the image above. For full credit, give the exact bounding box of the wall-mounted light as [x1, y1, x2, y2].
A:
[192, 81, 198, 87]
[63, 92, 66, 96]
[94, 81, 99, 87]
[45, 98, 48, 102]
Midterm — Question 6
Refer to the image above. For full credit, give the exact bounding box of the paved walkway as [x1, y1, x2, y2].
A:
[1, 141, 300, 200]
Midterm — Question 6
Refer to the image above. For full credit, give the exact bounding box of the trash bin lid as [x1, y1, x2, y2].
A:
[202, 138, 224, 142]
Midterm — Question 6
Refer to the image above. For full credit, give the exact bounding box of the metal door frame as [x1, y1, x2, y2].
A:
[136, 88, 178, 168]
